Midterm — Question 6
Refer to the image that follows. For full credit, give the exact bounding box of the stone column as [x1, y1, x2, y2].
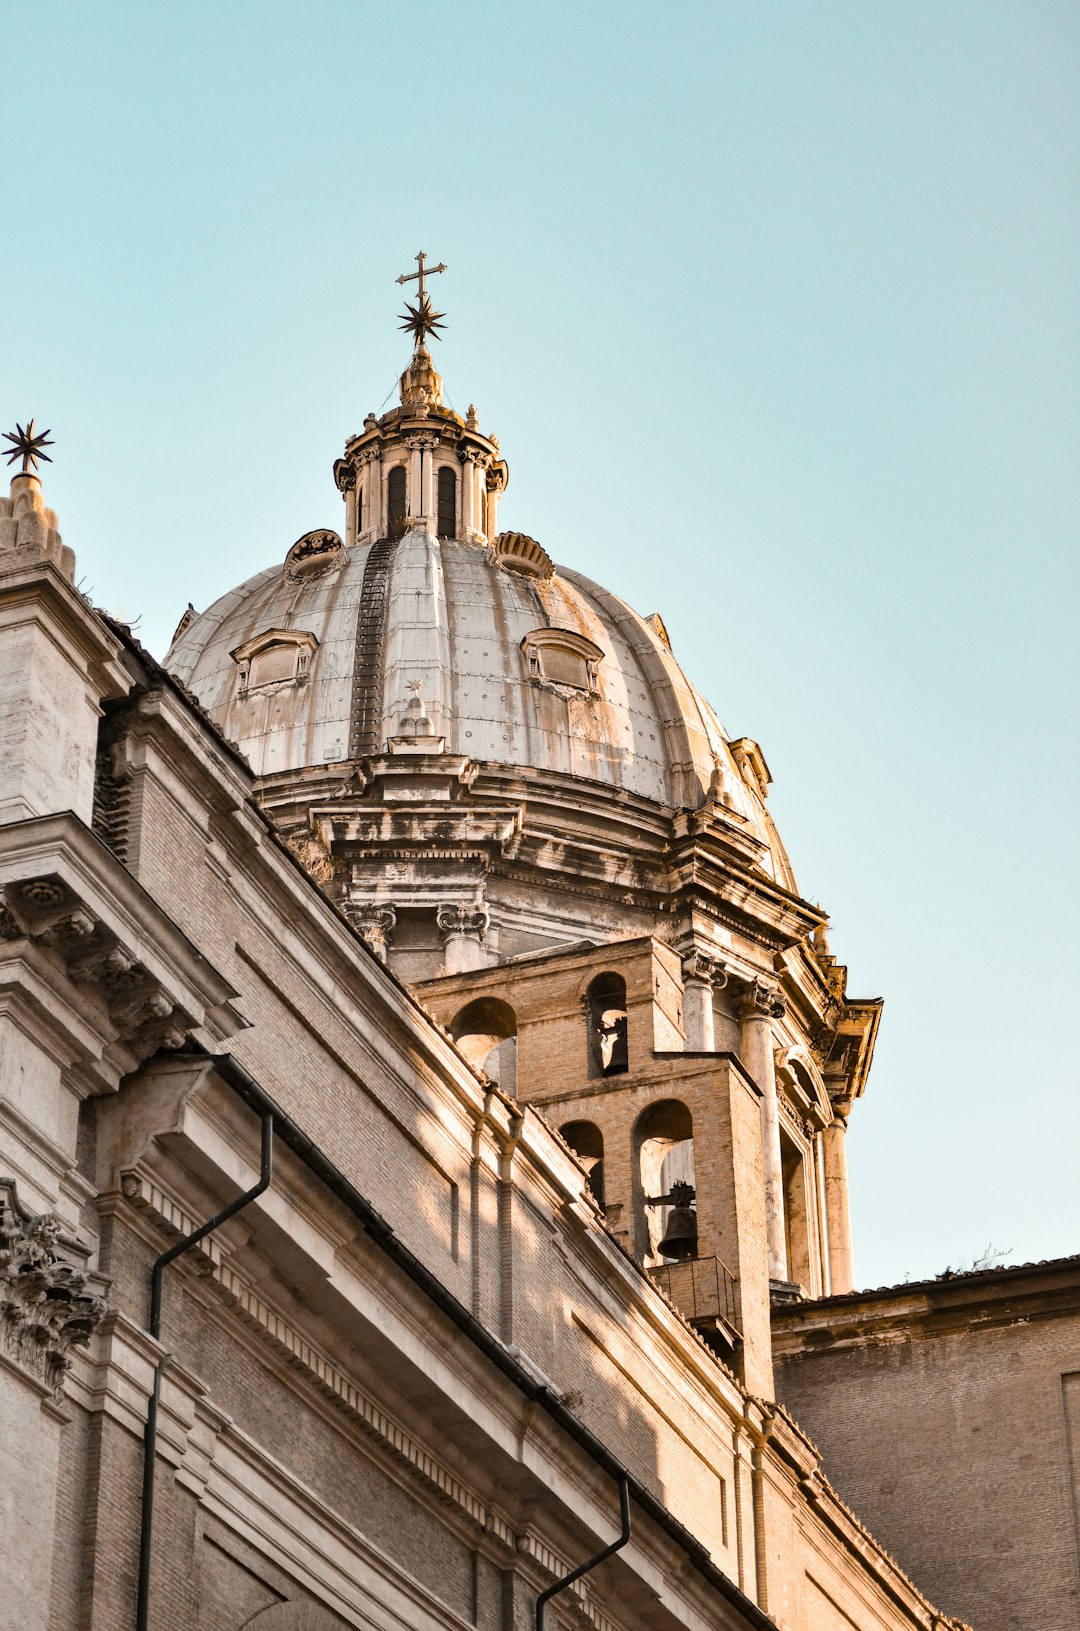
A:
[813, 1133, 832, 1297]
[362, 451, 381, 539]
[822, 1101, 855, 1293]
[459, 451, 476, 536]
[437, 902, 490, 974]
[738, 979, 788, 1283]
[407, 439, 423, 521]
[681, 952, 725, 1051]
[420, 437, 436, 522]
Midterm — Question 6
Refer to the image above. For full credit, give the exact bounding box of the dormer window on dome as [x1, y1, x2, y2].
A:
[232, 628, 319, 698]
[522, 627, 604, 695]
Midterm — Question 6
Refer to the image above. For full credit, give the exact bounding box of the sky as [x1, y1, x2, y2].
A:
[4, 2, 1077, 1289]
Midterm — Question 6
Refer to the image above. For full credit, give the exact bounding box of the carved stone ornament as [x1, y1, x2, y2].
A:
[344, 902, 397, 962]
[681, 951, 728, 989]
[285, 529, 346, 583]
[285, 831, 335, 888]
[0, 882, 194, 1058]
[435, 902, 490, 943]
[492, 531, 554, 581]
[739, 976, 786, 1021]
[333, 456, 359, 495]
[0, 1185, 107, 1403]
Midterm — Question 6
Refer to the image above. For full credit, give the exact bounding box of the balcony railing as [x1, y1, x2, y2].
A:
[648, 1254, 740, 1342]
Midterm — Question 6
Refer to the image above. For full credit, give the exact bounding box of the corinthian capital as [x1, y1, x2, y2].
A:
[0, 1190, 107, 1404]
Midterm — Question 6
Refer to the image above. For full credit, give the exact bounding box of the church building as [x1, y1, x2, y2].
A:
[1, 263, 1075, 1631]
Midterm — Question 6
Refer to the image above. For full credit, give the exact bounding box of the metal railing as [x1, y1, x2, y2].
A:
[648, 1254, 740, 1335]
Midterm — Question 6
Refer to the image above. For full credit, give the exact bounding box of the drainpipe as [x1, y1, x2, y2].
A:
[535, 1475, 632, 1631]
[136, 1108, 274, 1631]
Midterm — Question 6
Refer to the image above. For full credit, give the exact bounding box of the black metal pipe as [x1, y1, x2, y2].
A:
[136, 1107, 274, 1631]
[204, 1051, 779, 1631]
[535, 1474, 631, 1630]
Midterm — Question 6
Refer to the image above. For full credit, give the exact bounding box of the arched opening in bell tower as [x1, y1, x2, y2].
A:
[585, 973, 628, 1078]
[449, 997, 518, 1096]
[634, 1099, 696, 1265]
[560, 1120, 605, 1211]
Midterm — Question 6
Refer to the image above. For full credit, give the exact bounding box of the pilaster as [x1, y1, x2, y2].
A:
[738, 977, 788, 1284]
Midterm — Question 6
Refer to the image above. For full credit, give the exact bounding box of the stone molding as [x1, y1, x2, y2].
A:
[0, 1180, 107, 1403]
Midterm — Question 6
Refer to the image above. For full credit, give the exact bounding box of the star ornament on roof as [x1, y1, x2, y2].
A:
[3, 418, 54, 475]
[399, 291, 446, 347]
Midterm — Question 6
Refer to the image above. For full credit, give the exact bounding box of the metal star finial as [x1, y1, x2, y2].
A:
[3, 418, 54, 475]
[399, 292, 446, 347]
[396, 251, 447, 348]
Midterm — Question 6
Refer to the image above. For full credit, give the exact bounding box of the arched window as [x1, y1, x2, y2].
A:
[635, 1099, 696, 1263]
[450, 997, 517, 1096]
[387, 466, 407, 539]
[585, 973, 628, 1077]
[437, 466, 457, 539]
[561, 1120, 605, 1210]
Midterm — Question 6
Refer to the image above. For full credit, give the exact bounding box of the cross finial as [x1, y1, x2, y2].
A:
[3, 417, 54, 476]
[396, 251, 447, 348]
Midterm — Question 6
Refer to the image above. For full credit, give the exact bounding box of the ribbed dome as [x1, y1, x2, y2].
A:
[165, 523, 796, 891]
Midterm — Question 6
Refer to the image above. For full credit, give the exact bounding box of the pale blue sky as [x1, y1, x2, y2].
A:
[5, 2, 1077, 1287]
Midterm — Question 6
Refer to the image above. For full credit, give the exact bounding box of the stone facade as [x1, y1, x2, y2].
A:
[773, 1259, 1080, 1631]
[0, 315, 1068, 1630]
[0, 450, 974, 1631]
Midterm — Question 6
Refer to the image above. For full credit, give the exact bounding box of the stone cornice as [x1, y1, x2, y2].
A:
[772, 1255, 1080, 1350]
[0, 814, 245, 1088]
[0, 554, 130, 703]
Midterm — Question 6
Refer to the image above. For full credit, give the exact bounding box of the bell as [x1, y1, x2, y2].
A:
[658, 1200, 698, 1262]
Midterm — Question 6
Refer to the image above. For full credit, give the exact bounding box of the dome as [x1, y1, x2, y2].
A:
[166, 525, 794, 890]
[163, 302, 808, 980]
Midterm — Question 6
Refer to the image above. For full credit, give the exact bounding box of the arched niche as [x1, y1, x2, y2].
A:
[450, 996, 518, 1096]
[584, 972, 628, 1078]
[561, 1119, 605, 1211]
[634, 1098, 695, 1263]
